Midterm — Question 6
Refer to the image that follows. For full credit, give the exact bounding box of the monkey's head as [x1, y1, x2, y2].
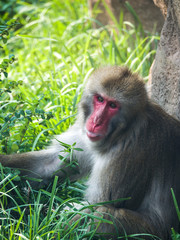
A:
[79, 66, 148, 143]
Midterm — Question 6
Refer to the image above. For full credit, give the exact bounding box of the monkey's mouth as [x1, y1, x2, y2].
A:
[85, 129, 104, 141]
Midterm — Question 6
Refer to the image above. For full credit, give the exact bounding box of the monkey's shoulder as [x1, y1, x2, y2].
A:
[146, 101, 180, 130]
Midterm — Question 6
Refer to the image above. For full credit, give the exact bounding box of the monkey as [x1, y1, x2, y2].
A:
[0, 66, 180, 239]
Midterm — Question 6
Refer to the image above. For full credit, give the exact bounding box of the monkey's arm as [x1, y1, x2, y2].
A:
[91, 206, 165, 239]
[0, 125, 91, 184]
[0, 150, 60, 180]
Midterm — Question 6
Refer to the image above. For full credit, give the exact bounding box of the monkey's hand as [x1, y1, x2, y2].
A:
[65, 206, 118, 239]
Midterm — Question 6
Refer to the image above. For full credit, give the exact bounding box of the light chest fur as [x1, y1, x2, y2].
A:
[85, 152, 111, 203]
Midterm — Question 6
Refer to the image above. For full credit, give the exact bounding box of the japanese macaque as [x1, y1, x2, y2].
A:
[1, 66, 180, 239]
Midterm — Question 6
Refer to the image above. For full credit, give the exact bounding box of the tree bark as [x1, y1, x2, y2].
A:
[148, 0, 180, 120]
[153, 0, 168, 17]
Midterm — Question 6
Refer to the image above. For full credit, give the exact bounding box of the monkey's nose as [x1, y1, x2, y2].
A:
[93, 116, 102, 126]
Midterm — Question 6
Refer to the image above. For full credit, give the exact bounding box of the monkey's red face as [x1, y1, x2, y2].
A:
[85, 94, 120, 141]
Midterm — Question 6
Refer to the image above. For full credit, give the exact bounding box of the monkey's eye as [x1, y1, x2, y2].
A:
[109, 102, 117, 109]
[97, 95, 104, 103]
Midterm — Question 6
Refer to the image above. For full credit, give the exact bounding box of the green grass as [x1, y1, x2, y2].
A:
[0, 0, 161, 239]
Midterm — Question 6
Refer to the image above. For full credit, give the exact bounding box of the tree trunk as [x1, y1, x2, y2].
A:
[148, 0, 180, 120]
